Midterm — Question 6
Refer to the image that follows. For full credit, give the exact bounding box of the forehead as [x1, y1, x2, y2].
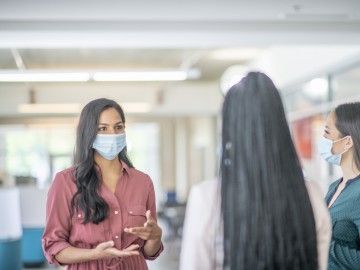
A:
[325, 111, 336, 127]
[98, 107, 122, 123]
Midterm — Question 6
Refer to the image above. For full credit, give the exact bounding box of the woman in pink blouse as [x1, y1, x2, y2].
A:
[42, 98, 163, 269]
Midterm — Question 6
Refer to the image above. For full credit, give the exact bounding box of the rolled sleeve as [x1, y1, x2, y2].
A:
[42, 239, 71, 265]
[42, 171, 73, 265]
[142, 242, 164, 260]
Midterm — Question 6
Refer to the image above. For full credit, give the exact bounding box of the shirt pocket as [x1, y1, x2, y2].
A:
[125, 205, 147, 228]
[70, 211, 106, 245]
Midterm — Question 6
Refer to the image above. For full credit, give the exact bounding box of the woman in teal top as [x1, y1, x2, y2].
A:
[319, 102, 360, 269]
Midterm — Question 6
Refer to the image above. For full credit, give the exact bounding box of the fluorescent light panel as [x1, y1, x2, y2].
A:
[0, 71, 90, 82]
[0, 69, 200, 82]
[93, 71, 188, 81]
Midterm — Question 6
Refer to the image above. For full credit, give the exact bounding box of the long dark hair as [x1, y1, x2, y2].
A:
[334, 102, 360, 171]
[71, 98, 133, 224]
[221, 72, 318, 270]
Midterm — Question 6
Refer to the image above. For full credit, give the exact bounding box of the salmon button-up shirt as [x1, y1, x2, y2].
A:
[42, 161, 163, 270]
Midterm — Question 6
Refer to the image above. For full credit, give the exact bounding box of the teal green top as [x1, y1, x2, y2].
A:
[325, 175, 360, 270]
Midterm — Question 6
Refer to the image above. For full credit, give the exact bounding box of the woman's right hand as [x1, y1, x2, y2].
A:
[93, 241, 140, 259]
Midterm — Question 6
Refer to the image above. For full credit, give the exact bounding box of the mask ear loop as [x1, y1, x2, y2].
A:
[343, 136, 353, 154]
[334, 136, 351, 155]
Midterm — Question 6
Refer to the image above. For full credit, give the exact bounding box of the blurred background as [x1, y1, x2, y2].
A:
[0, 0, 360, 269]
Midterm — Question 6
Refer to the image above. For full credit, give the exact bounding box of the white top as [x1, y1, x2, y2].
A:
[180, 179, 332, 270]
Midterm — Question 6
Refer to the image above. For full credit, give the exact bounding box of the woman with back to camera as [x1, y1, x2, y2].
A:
[42, 98, 163, 269]
[319, 102, 360, 269]
[180, 72, 331, 270]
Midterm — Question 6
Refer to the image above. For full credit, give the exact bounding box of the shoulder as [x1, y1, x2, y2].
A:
[324, 178, 341, 199]
[183, 179, 221, 246]
[305, 180, 327, 212]
[348, 177, 360, 190]
[128, 167, 149, 179]
[305, 180, 332, 231]
[345, 178, 360, 202]
[180, 179, 220, 270]
[45, 167, 77, 207]
[328, 178, 341, 191]
[50, 167, 77, 193]
[188, 179, 220, 211]
[305, 180, 324, 199]
[56, 167, 76, 178]
[190, 178, 219, 198]
[127, 167, 154, 188]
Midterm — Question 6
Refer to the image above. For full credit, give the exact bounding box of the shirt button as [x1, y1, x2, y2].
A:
[115, 235, 119, 239]
[129, 211, 133, 214]
[114, 211, 119, 214]
[78, 214, 81, 218]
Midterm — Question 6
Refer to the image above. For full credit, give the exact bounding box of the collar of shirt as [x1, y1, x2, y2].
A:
[94, 159, 130, 176]
[340, 173, 360, 187]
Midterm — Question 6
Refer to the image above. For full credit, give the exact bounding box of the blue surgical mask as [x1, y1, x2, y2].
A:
[318, 136, 348, 166]
[92, 133, 126, 160]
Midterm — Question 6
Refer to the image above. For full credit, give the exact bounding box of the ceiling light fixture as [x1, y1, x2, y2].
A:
[0, 70, 90, 82]
[0, 69, 201, 82]
[93, 69, 200, 82]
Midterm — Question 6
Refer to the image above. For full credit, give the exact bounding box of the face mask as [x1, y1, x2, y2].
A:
[318, 136, 348, 166]
[92, 133, 126, 160]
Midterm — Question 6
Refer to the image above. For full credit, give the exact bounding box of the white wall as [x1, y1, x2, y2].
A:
[249, 45, 360, 88]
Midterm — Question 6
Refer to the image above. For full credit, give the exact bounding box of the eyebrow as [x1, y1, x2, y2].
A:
[98, 121, 123, 126]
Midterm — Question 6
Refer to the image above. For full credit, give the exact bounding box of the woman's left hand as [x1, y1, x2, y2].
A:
[124, 210, 162, 241]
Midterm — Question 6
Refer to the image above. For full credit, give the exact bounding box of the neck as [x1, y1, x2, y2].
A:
[340, 150, 360, 182]
[94, 153, 122, 174]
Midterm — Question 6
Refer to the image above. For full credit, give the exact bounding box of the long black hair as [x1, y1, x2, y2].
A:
[71, 98, 133, 224]
[221, 72, 318, 270]
[334, 102, 360, 171]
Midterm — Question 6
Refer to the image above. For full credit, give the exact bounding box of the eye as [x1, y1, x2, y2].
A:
[98, 126, 106, 131]
[115, 124, 125, 131]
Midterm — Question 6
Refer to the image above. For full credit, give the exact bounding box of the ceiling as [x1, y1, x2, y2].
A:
[0, 48, 259, 81]
[1, 0, 359, 22]
[0, 0, 360, 119]
[0, 0, 360, 48]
